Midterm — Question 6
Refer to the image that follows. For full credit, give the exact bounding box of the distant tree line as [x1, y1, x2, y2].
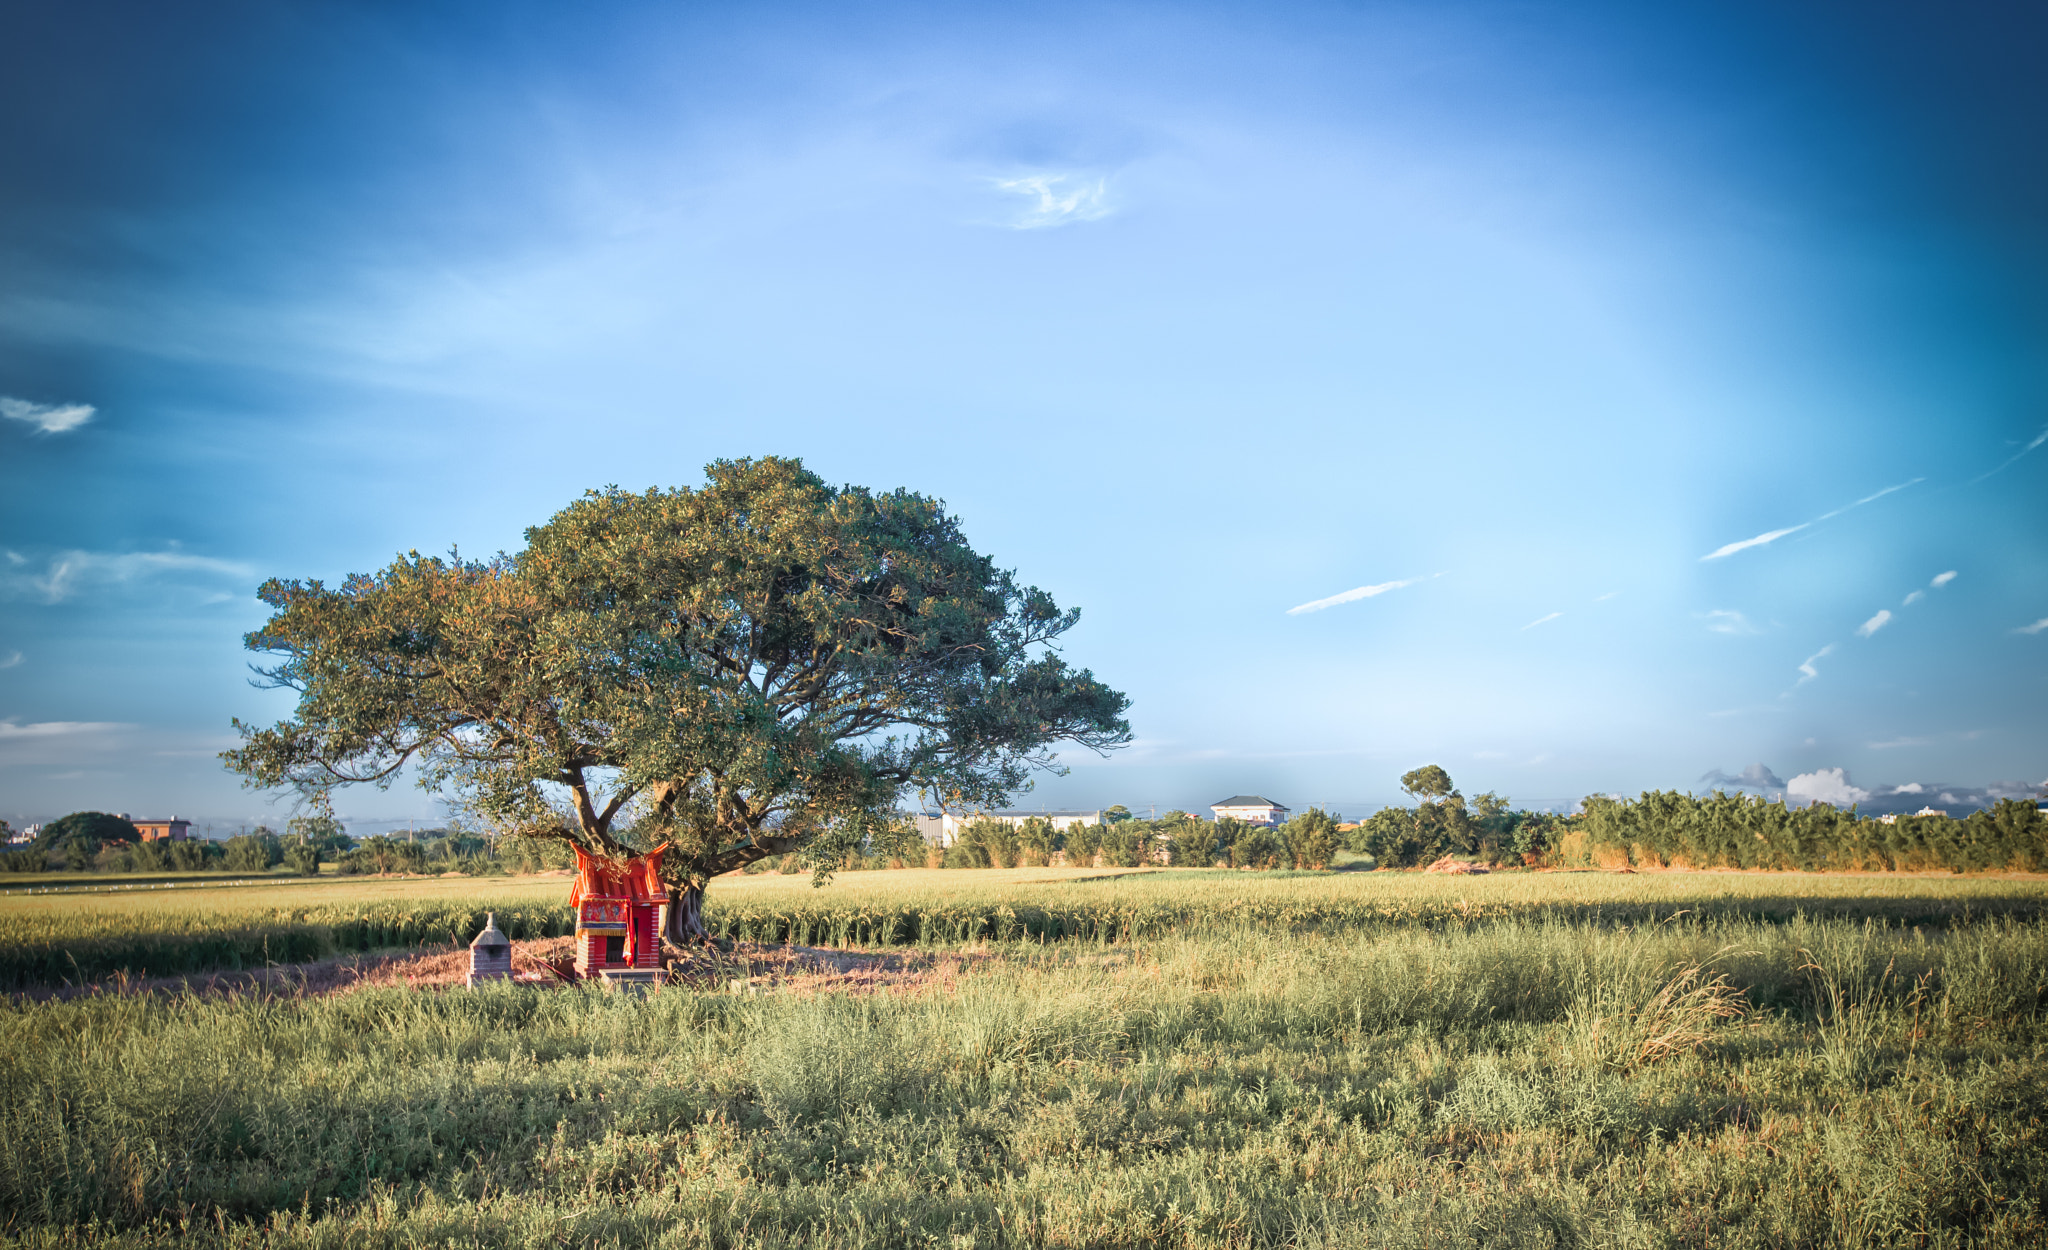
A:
[7, 777, 2041, 879]
[0, 811, 577, 878]
[1578, 789, 2048, 873]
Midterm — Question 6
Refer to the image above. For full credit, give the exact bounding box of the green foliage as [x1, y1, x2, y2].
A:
[1400, 764, 1455, 801]
[1060, 819, 1101, 866]
[224, 457, 1131, 911]
[941, 818, 1014, 869]
[1161, 815, 1217, 867]
[221, 830, 283, 874]
[1226, 822, 1289, 870]
[1583, 791, 2048, 873]
[1283, 807, 1341, 869]
[1350, 806, 1426, 867]
[0, 848, 47, 873]
[34, 812, 140, 866]
[337, 836, 429, 875]
[285, 814, 351, 859]
[281, 842, 320, 876]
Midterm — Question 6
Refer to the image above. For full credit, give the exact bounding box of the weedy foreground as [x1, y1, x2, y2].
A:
[2, 872, 2045, 1248]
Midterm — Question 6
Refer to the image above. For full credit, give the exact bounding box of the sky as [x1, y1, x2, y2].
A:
[2, 0, 2045, 834]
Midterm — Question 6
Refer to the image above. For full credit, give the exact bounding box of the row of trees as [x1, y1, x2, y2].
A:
[1580, 790, 2048, 873]
[0, 811, 544, 877]
[1344, 766, 1575, 868]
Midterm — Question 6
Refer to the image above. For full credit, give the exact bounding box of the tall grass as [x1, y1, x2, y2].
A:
[5, 868, 2045, 990]
[0, 913, 2043, 1246]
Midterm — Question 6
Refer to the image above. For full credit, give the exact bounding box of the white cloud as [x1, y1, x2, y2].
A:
[2, 547, 254, 603]
[1814, 478, 1924, 521]
[0, 396, 95, 434]
[1701, 609, 1759, 635]
[1702, 479, 1923, 561]
[2017, 617, 2048, 636]
[0, 718, 127, 740]
[1867, 736, 1930, 750]
[0, 650, 19, 669]
[1793, 643, 1834, 686]
[1594, 591, 1621, 601]
[1973, 425, 2048, 482]
[1521, 611, 1563, 630]
[1902, 590, 1924, 606]
[0, 718, 136, 768]
[1931, 570, 1957, 588]
[1286, 574, 1431, 615]
[1857, 609, 1892, 638]
[992, 174, 1112, 230]
[1786, 767, 1870, 808]
[1892, 782, 1925, 794]
[1701, 525, 1807, 561]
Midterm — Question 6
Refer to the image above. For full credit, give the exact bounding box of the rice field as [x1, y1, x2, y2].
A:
[2, 868, 2044, 1246]
[3, 865, 2044, 992]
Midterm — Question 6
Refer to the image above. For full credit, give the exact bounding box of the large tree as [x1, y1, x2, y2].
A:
[224, 457, 1130, 940]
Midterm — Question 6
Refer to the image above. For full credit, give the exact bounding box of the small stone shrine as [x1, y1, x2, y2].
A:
[467, 912, 512, 986]
[570, 844, 669, 992]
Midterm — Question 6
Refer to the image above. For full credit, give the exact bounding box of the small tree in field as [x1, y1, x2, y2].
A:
[224, 457, 1130, 941]
[1284, 807, 1340, 869]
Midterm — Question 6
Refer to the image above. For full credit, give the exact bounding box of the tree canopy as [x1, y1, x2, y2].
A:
[35, 811, 140, 852]
[224, 457, 1130, 936]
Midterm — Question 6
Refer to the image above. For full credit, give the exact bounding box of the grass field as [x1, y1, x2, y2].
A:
[2, 869, 2044, 1246]
[7, 865, 2047, 992]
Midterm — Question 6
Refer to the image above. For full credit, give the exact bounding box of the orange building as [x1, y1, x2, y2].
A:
[130, 817, 191, 842]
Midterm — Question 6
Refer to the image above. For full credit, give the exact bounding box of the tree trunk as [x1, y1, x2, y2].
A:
[665, 881, 711, 945]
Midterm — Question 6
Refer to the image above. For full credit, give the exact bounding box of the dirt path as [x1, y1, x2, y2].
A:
[12, 936, 986, 1003]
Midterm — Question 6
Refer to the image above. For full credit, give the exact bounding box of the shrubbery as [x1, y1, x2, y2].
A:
[1579, 790, 2048, 873]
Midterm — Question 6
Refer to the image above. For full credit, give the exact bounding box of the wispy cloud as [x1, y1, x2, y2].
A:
[1701, 525, 1807, 561]
[1868, 736, 1931, 750]
[1972, 424, 2048, 483]
[1521, 611, 1563, 630]
[1701, 609, 1759, 635]
[1931, 570, 1957, 588]
[993, 174, 1112, 230]
[1815, 478, 1925, 521]
[1857, 609, 1892, 638]
[1286, 574, 1435, 615]
[0, 650, 20, 669]
[0, 718, 129, 740]
[1701, 478, 1923, 561]
[2017, 617, 2048, 636]
[1793, 643, 1834, 686]
[1903, 590, 1924, 606]
[1, 547, 254, 603]
[1594, 591, 1621, 602]
[0, 396, 95, 434]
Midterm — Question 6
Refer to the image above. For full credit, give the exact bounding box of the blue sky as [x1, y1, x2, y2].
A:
[2, 0, 2044, 832]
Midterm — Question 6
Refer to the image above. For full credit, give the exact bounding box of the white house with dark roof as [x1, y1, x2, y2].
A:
[1209, 795, 1290, 827]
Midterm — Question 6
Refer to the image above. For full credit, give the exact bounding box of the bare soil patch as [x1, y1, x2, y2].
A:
[13, 936, 983, 1003]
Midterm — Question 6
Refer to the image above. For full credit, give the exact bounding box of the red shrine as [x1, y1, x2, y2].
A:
[570, 845, 670, 990]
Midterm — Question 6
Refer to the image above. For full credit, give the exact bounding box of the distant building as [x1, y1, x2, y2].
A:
[5, 823, 36, 845]
[908, 809, 1104, 847]
[1209, 795, 1290, 827]
[130, 817, 192, 842]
